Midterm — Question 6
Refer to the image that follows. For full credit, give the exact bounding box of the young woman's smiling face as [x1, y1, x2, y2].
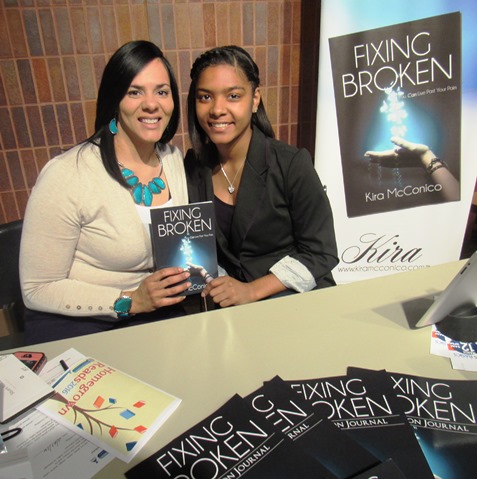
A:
[195, 64, 260, 155]
[117, 58, 174, 147]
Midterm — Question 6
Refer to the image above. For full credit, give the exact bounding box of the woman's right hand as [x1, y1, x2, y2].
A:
[126, 267, 191, 313]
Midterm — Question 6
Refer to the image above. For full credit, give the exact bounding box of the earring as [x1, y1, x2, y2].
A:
[253, 109, 258, 114]
[109, 118, 118, 135]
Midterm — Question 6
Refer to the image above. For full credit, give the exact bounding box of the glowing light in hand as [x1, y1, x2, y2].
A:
[380, 87, 407, 138]
[180, 237, 193, 265]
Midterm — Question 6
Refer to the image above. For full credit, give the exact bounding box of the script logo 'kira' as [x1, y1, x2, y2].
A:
[341, 233, 422, 264]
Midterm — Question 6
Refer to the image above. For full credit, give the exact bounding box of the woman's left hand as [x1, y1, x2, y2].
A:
[128, 267, 191, 314]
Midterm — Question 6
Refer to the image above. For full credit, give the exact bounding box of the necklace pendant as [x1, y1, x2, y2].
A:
[227, 185, 235, 194]
[119, 149, 165, 206]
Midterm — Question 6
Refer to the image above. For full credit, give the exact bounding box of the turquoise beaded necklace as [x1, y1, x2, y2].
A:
[119, 149, 166, 207]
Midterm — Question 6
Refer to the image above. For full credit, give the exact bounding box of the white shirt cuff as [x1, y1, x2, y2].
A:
[269, 256, 316, 293]
[218, 265, 229, 277]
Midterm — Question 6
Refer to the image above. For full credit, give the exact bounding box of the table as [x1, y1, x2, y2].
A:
[11, 259, 476, 478]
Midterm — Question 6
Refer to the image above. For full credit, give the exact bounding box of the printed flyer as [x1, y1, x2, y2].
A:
[38, 357, 181, 462]
[288, 370, 434, 479]
[389, 371, 477, 479]
[126, 394, 335, 478]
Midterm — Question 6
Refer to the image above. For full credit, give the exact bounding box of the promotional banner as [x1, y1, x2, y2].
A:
[315, 1, 477, 283]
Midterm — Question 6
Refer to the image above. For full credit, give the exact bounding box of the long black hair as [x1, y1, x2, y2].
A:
[85, 40, 180, 187]
[187, 45, 274, 166]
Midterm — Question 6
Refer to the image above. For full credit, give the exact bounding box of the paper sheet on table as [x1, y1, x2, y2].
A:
[430, 325, 477, 371]
[38, 352, 181, 463]
[0, 354, 53, 423]
[2, 348, 112, 479]
[446, 337, 477, 372]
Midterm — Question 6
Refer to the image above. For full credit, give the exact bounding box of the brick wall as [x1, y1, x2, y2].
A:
[0, 0, 321, 223]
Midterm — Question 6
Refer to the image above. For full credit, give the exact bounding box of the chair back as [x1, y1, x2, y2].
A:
[0, 219, 24, 334]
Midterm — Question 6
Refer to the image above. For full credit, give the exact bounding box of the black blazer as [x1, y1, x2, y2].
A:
[185, 127, 338, 289]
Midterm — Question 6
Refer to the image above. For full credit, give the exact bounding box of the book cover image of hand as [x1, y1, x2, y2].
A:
[38, 357, 181, 462]
[329, 12, 461, 217]
[150, 201, 218, 296]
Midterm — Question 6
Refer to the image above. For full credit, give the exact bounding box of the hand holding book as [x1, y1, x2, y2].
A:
[150, 201, 218, 297]
[123, 266, 192, 314]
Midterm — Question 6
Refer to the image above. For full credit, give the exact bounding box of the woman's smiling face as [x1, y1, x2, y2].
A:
[117, 58, 174, 147]
[195, 64, 260, 154]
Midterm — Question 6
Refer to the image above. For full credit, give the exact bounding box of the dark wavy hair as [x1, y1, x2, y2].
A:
[85, 40, 180, 187]
[187, 45, 274, 165]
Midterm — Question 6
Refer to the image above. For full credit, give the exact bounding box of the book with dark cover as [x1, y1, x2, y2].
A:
[126, 394, 334, 478]
[287, 370, 434, 479]
[329, 12, 461, 217]
[388, 371, 477, 479]
[245, 376, 382, 478]
[150, 201, 218, 296]
[350, 459, 406, 479]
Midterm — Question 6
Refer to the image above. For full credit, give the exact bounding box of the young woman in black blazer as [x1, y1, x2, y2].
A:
[185, 45, 338, 308]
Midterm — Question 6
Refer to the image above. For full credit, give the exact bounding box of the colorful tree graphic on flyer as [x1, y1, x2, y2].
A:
[38, 358, 181, 463]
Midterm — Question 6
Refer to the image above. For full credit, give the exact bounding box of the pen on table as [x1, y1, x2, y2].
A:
[1, 428, 22, 442]
[60, 360, 68, 371]
[0, 428, 22, 453]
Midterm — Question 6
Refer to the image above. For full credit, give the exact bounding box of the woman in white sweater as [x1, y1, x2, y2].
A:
[20, 41, 192, 343]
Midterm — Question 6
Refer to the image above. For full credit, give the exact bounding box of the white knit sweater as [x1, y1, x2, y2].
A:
[20, 142, 188, 318]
